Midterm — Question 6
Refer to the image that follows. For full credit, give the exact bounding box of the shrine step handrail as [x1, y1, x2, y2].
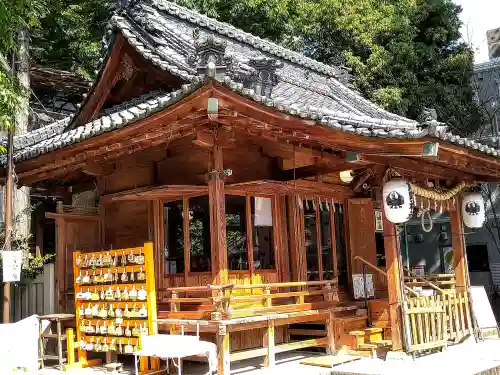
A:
[403, 266, 445, 294]
[353, 255, 419, 297]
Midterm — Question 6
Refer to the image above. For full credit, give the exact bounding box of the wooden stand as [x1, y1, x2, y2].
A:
[68, 242, 158, 373]
[38, 313, 75, 368]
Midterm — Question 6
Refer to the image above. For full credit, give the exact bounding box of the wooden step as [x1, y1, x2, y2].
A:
[42, 333, 67, 340]
[335, 314, 368, 323]
[41, 355, 67, 362]
[358, 340, 392, 349]
[349, 327, 382, 336]
[344, 349, 374, 358]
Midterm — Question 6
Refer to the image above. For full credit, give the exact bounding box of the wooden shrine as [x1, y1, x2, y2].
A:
[2, 1, 500, 373]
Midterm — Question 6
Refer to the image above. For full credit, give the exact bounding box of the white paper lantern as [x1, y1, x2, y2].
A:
[382, 179, 414, 224]
[462, 192, 485, 228]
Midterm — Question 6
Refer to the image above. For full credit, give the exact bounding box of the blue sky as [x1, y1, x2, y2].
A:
[455, 0, 500, 62]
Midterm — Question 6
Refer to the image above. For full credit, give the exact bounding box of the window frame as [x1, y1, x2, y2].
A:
[162, 192, 278, 276]
[301, 197, 339, 282]
[226, 192, 277, 272]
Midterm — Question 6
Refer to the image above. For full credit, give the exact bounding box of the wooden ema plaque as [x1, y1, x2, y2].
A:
[72, 242, 158, 373]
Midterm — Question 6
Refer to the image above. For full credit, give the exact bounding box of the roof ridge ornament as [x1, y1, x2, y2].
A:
[247, 57, 282, 97]
[187, 28, 232, 78]
[419, 107, 438, 124]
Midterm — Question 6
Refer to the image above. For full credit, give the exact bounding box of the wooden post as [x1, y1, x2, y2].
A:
[264, 320, 275, 368]
[326, 310, 336, 354]
[264, 287, 272, 308]
[170, 291, 180, 334]
[217, 324, 230, 375]
[66, 328, 75, 366]
[209, 145, 228, 284]
[450, 207, 467, 294]
[382, 213, 404, 351]
[288, 195, 306, 281]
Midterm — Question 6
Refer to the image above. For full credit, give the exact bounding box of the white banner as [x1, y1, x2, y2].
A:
[254, 197, 273, 227]
[2, 250, 23, 282]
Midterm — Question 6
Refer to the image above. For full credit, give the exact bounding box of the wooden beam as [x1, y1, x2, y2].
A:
[18, 120, 202, 185]
[72, 33, 126, 127]
[14, 86, 212, 182]
[81, 162, 116, 176]
[450, 202, 467, 294]
[193, 129, 236, 149]
[100, 184, 208, 204]
[382, 211, 404, 351]
[359, 155, 476, 182]
[281, 161, 371, 181]
[209, 145, 228, 284]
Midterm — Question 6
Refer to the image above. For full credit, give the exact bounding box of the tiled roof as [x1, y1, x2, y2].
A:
[474, 57, 500, 73]
[4, 0, 500, 166]
[0, 84, 201, 164]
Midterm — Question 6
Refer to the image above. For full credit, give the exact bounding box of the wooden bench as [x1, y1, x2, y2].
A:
[157, 280, 346, 375]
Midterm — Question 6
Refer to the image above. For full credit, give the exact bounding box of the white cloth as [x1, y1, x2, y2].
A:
[135, 334, 217, 374]
[0, 315, 39, 374]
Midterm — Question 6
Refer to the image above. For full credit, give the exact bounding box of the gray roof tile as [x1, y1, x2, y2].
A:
[4, 0, 500, 166]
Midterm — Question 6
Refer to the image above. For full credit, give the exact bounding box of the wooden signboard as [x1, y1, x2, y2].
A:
[72, 242, 157, 373]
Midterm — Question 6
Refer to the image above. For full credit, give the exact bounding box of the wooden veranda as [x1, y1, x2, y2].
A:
[2, 1, 499, 373]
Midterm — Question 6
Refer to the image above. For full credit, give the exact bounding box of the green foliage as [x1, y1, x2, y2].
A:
[30, 0, 114, 78]
[0, 70, 22, 132]
[0, 0, 42, 131]
[177, 0, 301, 44]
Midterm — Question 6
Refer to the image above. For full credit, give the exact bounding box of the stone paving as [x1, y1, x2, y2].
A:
[36, 338, 500, 375]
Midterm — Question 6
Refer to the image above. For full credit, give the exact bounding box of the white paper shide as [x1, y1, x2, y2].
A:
[2, 250, 23, 282]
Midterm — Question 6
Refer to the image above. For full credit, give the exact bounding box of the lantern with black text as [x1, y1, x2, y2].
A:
[462, 192, 485, 228]
[382, 179, 414, 224]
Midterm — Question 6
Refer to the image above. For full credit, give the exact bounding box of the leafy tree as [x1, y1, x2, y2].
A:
[30, 0, 114, 78]
[0, 0, 42, 130]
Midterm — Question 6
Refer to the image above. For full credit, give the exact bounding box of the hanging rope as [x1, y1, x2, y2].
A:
[410, 181, 472, 201]
[418, 209, 434, 233]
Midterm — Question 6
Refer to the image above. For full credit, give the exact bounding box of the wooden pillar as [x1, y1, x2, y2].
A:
[326, 310, 335, 354]
[217, 324, 230, 375]
[264, 321, 275, 367]
[209, 145, 228, 284]
[382, 213, 404, 351]
[450, 207, 467, 294]
[287, 195, 306, 281]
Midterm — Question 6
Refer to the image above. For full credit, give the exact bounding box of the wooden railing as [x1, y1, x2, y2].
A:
[403, 267, 446, 295]
[404, 272, 456, 295]
[404, 292, 473, 354]
[160, 280, 339, 321]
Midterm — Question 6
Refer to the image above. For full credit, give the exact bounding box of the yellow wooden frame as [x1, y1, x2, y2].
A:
[67, 242, 158, 373]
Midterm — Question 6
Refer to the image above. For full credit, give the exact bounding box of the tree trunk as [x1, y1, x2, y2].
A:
[13, 28, 31, 241]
